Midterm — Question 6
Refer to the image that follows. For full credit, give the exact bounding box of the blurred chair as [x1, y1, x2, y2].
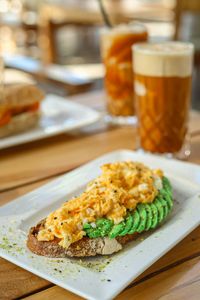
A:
[38, 4, 102, 64]
[174, 0, 200, 63]
[174, 0, 200, 110]
[174, 0, 200, 40]
[38, 1, 175, 64]
[43, 20, 100, 64]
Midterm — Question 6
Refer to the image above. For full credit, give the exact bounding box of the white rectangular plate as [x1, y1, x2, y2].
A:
[0, 94, 100, 150]
[0, 150, 200, 300]
[44, 63, 104, 84]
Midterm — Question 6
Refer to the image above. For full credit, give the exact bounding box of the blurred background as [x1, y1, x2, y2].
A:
[0, 0, 200, 109]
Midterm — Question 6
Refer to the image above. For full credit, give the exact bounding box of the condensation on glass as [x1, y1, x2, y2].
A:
[101, 23, 148, 118]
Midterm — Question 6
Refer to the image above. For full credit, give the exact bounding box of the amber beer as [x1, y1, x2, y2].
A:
[132, 42, 194, 156]
[101, 23, 148, 117]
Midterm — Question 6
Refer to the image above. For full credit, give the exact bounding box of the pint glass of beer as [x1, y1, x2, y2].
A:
[101, 23, 148, 120]
[132, 42, 194, 158]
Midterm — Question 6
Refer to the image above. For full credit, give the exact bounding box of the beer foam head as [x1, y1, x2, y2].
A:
[132, 42, 194, 77]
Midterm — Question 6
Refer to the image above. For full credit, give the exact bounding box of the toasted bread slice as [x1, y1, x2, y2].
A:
[27, 219, 137, 257]
[4, 84, 44, 108]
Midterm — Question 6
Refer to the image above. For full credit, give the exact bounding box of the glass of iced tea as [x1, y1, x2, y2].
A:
[132, 42, 194, 159]
[100, 23, 148, 122]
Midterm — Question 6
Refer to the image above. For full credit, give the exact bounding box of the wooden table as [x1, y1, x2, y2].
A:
[0, 90, 200, 300]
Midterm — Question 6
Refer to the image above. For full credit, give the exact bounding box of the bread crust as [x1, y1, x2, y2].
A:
[27, 220, 137, 257]
[4, 84, 44, 108]
[0, 111, 40, 138]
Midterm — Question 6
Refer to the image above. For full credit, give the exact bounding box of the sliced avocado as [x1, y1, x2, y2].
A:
[96, 218, 107, 227]
[87, 228, 102, 238]
[145, 203, 153, 231]
[154, 197, 164, 223]
[96, 218, 113, 236]
[101, 220, 113, 236]
[162, 177, 172, 195]
[161, 190, 173, 210]
[83, 223, 92, 230]
[84, 219, 113, 238]
[128, 210, 140, 234]
[119, 214, 134, 236]
[158, 196, 169, 219]
[136, 204, 147, 233]
[150, 202, 158, 229]
[166, 193, 173, 210]
[109, 221, 125, 239]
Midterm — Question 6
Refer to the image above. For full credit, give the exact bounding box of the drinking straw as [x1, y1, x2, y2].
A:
[97, 0, 112, 28]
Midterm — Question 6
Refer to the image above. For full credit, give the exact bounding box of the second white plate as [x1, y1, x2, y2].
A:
[0, 94, 101, 150]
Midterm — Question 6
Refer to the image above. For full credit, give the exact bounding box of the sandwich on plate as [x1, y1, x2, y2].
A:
[0, 83, 44, 138]
[27, 161, 173, 257]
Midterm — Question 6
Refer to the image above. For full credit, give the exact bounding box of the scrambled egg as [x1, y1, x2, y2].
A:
[37, 161, 163, 248]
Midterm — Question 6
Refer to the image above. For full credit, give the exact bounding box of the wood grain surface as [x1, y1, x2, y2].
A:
[0, 90, 199, 192]
[0, 258, 51, 300]
[0, 90, 200, 300]
[0, 126, 136, 191]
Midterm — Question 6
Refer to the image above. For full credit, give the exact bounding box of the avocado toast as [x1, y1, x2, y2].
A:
[27, 162, 173, 257]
